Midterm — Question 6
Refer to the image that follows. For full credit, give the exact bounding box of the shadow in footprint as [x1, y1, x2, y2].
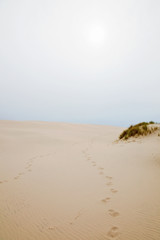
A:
[101, 197, 110, 203]
[18, 172, 25, 176]
[14, 176, 20, 180]
[108, 209, 120, 217]
[48, 226, 56, 230]
[106, 176, 112, 180]
[107, 226, 119, 238]
[110, 188, 118, 193]
[70, 210, 83, 225]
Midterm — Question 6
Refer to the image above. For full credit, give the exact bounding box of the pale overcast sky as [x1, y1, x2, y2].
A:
[0, 0, 160, 126]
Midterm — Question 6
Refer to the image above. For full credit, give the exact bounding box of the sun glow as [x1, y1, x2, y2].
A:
[87, 24, 105, 47]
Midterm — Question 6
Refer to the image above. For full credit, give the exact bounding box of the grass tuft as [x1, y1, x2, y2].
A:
[119, 121, 158, 140]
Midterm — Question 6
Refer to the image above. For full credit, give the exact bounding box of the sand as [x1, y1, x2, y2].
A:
[0, 120, 160, 240]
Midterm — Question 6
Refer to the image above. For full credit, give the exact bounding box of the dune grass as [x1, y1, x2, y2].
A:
[119, 121, 158, 140]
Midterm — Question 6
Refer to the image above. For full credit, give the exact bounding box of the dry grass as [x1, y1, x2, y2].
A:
[119, 121, 158, 140]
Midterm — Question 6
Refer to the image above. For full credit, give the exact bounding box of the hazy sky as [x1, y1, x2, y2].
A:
[0, 0, 160, 126]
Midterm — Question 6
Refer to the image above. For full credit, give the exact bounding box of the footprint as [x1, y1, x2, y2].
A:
[48, 226, 58, 230]
[106, 182, 112, 186]
[29, 159, 33, 163]
[107, 226, 119, 238]
[101, 197, 110, 203]
[14, 176, 20, 180]
[106, 176, 112, 180]
[70, 209, 83, 225]
[99, 167, 104, 170]
[110, 188, 118, 193]
[0, 181, 3, 184]
[18, 172, 25, 176]
[25, 164, 32, 169]
[74, 213, 81, 220]
[92, 164, 96, 167]
[108, 209, 120, 217]
[99, 171, 104, 175]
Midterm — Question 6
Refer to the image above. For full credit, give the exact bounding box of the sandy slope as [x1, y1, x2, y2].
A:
[0, 120, 160, 240]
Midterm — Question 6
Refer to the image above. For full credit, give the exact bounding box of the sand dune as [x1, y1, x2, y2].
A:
[0, 120, 160, 240]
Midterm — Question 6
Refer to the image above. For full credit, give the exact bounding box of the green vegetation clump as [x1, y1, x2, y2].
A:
[119, 121, 157, 140]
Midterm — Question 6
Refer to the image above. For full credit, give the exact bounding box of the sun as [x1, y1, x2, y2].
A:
[87, 24, 105, 47]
